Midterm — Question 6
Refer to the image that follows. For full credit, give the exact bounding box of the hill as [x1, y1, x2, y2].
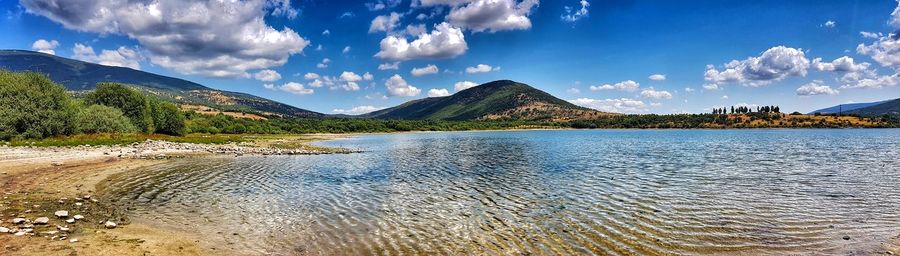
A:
[0, 50, 321, 118]
[809, 100, 887, 114]
[364, 80, 610, 121]
[844, 98, 900, 116]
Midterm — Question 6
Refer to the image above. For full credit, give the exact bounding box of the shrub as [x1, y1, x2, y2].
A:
[85, 83, 155, 133]
[74, 104, 138, 134]
[0, 70, 77, 139]
[151, 101, 186, 136]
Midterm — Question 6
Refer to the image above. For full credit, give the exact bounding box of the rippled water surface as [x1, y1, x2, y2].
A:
[100, 130, 900, 255]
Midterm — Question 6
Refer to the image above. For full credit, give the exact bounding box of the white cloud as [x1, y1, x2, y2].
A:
[427, 88, 451, 97]
[796, 80, 839, 96]
[379, 62, 401, 70]
[322, 29, 331, 36]
[568, 98, 647, 114]
[857, 34, 900, 71]
[561, 0, 589, 23]
[721, 95, 729, 99]
[333, 105, 384, 115]
[385, 74, 421, 96]
[589, 80, 639, 92]
[648, 74, 666, 81]
[823, 20, 836, 28]
[31, 39, 59, 55]
[639, 88, 673, 99]
[704, 46, 809, 87]
[465, 64, 499, 74]
[445, 0, 539, 33]
[811, 56, 876, 84]
[369, 12, 402, 33]
[684, 87, 695, 92]
[317, 58, 331, 69]
[841, 74, 900, 89]
[366, 0, 401, 11]
[404, 24, 428, 36]
[315, 44, 323, 51]
[454, 80, 478, 91]
[21, 0, 310, 78]
[891, 0, 900, 29]
[365, 93, 389, 100]
[72, 43, 143, 70]
[860, 31, 882, 39]
[339, 12, 355, 19]
[275, 82, 314, 95]
[411, 64, 440, 76]
[337, 71, 364, 91]
[253, 69, 281, 82]
[567, 87, 580, 94]
[342, 46, 351, 54]
[363, 72, 375, 81]
[303, 72, 320, 80]
[262, 83, 275, 90]
[375, 22, 468, 61]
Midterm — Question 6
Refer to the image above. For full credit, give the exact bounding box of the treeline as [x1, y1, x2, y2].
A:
[712, 105, 780, 114]
[0, 70, 184, 140]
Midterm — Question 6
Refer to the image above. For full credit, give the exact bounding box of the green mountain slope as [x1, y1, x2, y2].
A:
[845, 98, 900, 116]
[0, 50, 322, 118]
[365, 80, 610, 121]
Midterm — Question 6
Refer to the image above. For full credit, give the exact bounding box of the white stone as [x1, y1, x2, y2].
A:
[54, 211, 68, 218]
[34, 217, 49, 225]
[14, 231, 25, 236]
[104, 221, 117, 229]
[65, 218, 75, 224]
[0, 227, 9, 233]
[73, 215, 84, 220]
[69, 238, 78, 243]
[11, 218, 26, 224]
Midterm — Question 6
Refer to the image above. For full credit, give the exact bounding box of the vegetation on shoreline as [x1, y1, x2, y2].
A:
[2, 70, 899, 145]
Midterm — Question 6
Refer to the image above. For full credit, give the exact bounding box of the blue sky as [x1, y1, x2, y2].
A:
[1, 0, 899, 114]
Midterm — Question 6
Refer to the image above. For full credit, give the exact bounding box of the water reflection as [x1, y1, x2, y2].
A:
[100, 129, 900, 255]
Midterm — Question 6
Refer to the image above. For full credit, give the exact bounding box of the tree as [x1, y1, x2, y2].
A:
[0, 70, 77, 139]
[74, 104, 137, 134]
[151, 101, 186, 135]
[85, 83, 155, 133]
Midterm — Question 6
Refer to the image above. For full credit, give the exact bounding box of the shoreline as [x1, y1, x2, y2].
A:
[0, 135, 349, 256]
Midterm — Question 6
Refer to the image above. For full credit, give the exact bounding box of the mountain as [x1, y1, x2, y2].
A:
[844, 98, 900, 116]
[809, 100, 888, 114]
[364, 80, 610, 121]
[0, 50, 322, 118]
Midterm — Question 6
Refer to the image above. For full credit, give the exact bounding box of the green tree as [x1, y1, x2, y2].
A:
[151, 101, 186, 135]
[85, 83, 155, 133]
[0, 70, 77, 139]
[74, 104, 138, 134]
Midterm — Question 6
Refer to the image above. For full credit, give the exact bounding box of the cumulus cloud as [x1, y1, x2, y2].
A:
[589, 80, 639, 92]
[379, 62, 401, 70]
[427, 88, 451, 97]
[454, 80, 478, 91]
[857, 34, 900, 71]
[253, 69, 282, 82]
[796, 80, 838, 96]
[639, 88, 673, 99]
[369, 12, 402, 33]
[811, 56, 876, 84]
[322, 30, 330, 36]
[31, 39, 59, 55]
[72, 43, 143, 70]
[891, 0, 900, 28]
[342, 46, 351, 54]
[385, 74, 421, 96]
[568, 98, 647, 114]
[704, 46, 809, 87]
[269, 82, 313, 95]
[444, 0, 539, 33]
[411, 64, 440, 76]
[333, 105, 384, 115]
[465, 64, 499, 74]
[336, 71, 364, 91]
[303, 72, 320, 80]
[561, 0, 589, 23]
[648, 74, 666, 81]
[684, 87, 695, 92]
[375, 22, 467, 61]
[317, 58, 331, 69]
[860, 31, 882, 39]
[823, 20, 836, 28]
[363, 72, 375, 81]
[21, 0, 310, 78]
[841, 74, 900, 89]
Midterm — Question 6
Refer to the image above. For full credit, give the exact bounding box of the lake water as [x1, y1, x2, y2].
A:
[99, 129, 900, 255]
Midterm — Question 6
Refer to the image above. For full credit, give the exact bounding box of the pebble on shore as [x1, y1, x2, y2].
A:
[54, 211, 68, 218]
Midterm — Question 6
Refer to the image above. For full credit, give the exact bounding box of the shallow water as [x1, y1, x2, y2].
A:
[99, 129, 900, 255]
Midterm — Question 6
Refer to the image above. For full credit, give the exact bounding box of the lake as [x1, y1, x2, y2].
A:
[99, 129, 900, 255]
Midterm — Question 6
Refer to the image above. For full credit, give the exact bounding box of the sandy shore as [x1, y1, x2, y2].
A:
[0, 137, 348, 256]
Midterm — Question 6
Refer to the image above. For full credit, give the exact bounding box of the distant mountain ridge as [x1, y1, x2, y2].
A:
[0, 50, 322, 117]
[364, 80, 610, 121]
[811, 98, 900, 116]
